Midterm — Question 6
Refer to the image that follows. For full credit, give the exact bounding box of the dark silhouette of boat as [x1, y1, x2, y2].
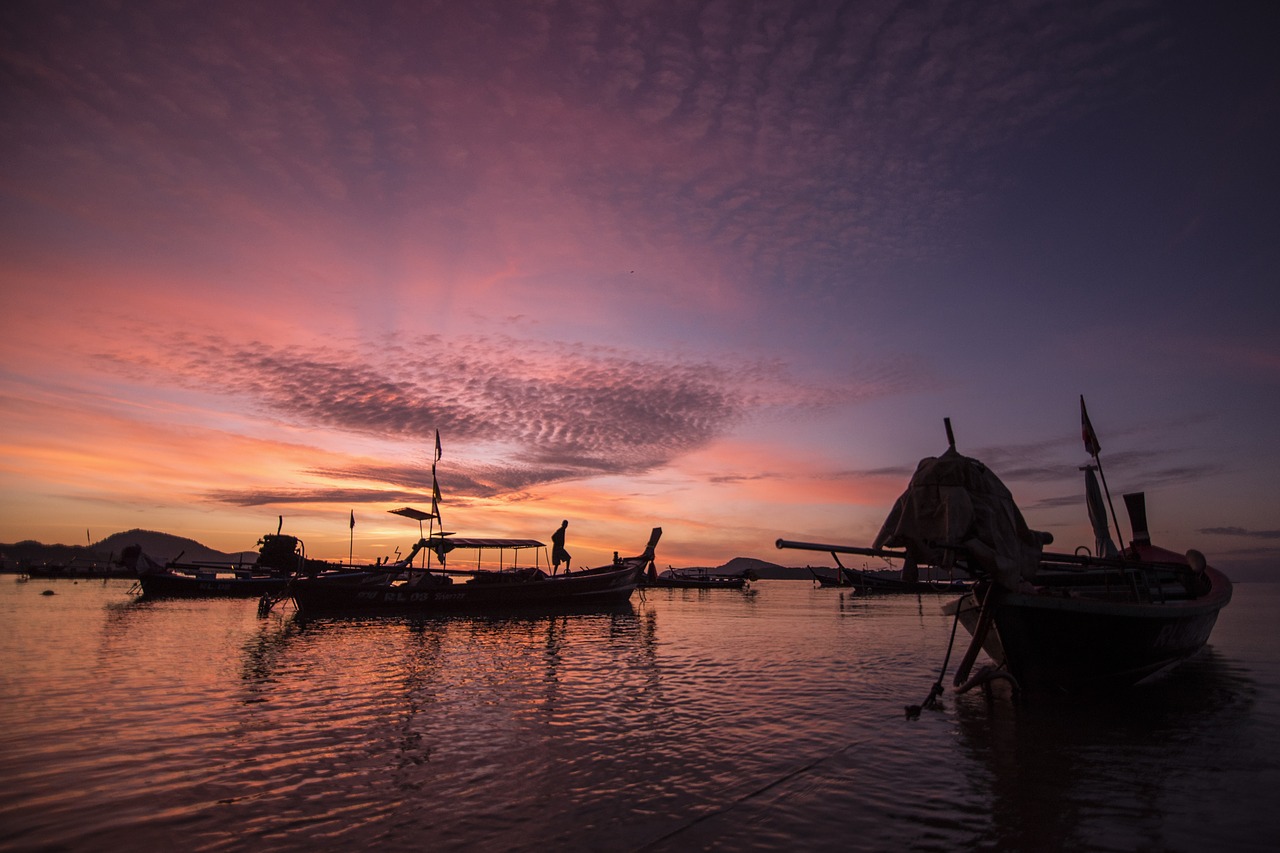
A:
[642, 565, 750, 589]
[20, 556, 133, 579]
[127, 522, 317, 598]
[805, 565, 967, 593]
[942, 533, 1232, 692]
[287, 527, 661, 615]
[780, 405, 1232, 694]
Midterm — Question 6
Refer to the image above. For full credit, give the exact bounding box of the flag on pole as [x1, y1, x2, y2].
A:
[435, 430, 442, 462]
[347, 510, 355, 566]
[1080, 395, 1101, 456]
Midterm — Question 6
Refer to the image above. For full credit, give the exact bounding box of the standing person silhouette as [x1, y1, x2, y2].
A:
[551, 520, 571, 574]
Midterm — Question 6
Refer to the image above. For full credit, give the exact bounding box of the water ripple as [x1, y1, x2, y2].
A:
[2, 580, 1278, 851]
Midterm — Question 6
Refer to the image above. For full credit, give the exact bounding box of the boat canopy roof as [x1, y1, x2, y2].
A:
[429, 536, 544, 551]
[389, 507, 437, 521]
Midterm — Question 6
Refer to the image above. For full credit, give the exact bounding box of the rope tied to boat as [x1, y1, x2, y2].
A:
[905, 595, 964, 720]
[258, 587, 291, 616]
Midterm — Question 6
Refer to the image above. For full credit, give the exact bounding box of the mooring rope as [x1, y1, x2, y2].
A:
[904, 595, 965, 720]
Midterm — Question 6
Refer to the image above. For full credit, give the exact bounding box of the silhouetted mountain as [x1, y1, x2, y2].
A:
[661, 556, 818, 580]
[0, 530, 255, 568]
[0, 540, 105, 566]
[95, 529, 257, 563]
[717, 556, 784, 574]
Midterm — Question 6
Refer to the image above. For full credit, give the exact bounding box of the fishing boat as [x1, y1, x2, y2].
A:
[779, 403, 1232, 694]
[806, 564, 967, 593]
[643, 565, 749, 589]
[128, 522, 320, 599]
[288, 526, 662, 615]
[285, 430, 663, 614]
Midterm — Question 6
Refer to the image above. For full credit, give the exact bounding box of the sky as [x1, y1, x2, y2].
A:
[2, 0, 1278, 578]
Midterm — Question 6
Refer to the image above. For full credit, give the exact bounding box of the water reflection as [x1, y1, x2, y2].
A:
[239, 615, 306, 704]
[224, 605, 663, 813]
[953, 647, 1258, 851]
[6, 580, 1275, 852]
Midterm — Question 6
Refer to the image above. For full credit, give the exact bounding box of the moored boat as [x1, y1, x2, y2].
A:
[940, 527, 1232, 692]
[779, 404, 1233, 695]
[128, 523, 317, 599]
[642, 565, 749, 589]
[20, 556, 133, 579]
[289, 527, 662, 615]
[802, 563, 967, 593]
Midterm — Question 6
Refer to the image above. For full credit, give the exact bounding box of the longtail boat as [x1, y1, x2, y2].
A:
[128, 522, 316, 599]
[642, 565, 750, 589]
[287, 526, 661, 615]
[805, 564, 967, 593]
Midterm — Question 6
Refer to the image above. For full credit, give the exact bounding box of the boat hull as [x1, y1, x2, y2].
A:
[289, 562, 646, 615]
[950, 567, 1232, 691]
[138, 571, 290, 599]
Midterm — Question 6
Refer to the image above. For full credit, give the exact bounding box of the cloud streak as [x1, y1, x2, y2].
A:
[2, 0, 1178, 302]
[1199, 527, 1280, 541]
[97, 331, 920, 501]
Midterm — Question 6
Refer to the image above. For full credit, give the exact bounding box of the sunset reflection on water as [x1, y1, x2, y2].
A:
[2, 579, 1276, 851]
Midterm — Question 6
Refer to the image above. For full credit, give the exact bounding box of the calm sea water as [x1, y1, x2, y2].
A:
[1, 577, 1276, 852]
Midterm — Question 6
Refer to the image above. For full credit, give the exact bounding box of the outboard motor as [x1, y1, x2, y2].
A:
[256, 534, 303, 574]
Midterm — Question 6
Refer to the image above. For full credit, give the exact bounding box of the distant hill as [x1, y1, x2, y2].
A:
[2, 535, 824, 579]
[95, 529, 258, 564]
[0, 539, 105, 566]
[666, 556, 822, 580]
[1, 529, 255, 568]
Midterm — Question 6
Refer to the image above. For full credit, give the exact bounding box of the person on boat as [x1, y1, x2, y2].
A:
[552, 520, 571, 574]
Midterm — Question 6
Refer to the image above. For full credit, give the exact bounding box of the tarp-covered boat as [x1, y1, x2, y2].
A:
[780, 404, 1232, 693]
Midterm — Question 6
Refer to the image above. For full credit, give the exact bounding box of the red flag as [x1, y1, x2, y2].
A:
[349, 510, 355, 530]
[1080, 395, 1101, 456]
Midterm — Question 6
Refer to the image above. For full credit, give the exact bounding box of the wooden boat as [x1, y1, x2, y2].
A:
[779, 406, 1232, 694]
[128, 524, 317, 599]
[942, 536, 1232, 691]
[136, 567, 292, 598]
[642, 565, 749, 589]
[288, 527, 662, 615]
[808, 567, 845, 588]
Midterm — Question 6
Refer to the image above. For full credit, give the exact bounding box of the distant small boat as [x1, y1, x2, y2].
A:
[288, 527, 662, 615]
[643, 565, 749, 590]
[780, 405, 1233, 694]
[805, 565, 967, 593]
[21, 556, 131, 579]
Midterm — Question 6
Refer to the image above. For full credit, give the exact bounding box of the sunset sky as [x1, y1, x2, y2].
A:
[2, 1, 1277, 577]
